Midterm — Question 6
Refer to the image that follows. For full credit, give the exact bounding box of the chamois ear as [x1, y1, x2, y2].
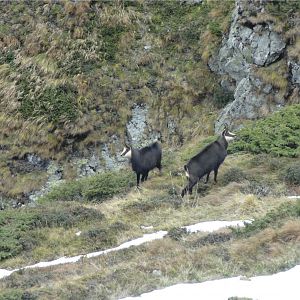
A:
[221, 123, 229, 136]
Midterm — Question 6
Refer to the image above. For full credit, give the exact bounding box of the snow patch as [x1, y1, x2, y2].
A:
[86, 231, 168, 258]
[141, 226, 154, 230]
[0, 269, 14, 278]
[184, 220, 250, 233]
[121, 265, 300, 300]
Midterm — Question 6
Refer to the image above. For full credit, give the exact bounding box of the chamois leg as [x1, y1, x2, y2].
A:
[181, 179, 197, 197]
[204, 172, 210, 184]
[136, 173, 141, 187]
[214, 168, 219, 183]
[188, 179, 197, 194]
[157, 162, 162, 175]
[144, 172, 149, 181]
[141, 172, 148, 182]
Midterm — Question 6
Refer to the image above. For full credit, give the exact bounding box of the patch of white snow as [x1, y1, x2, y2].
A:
[184, 220, 251, 233]
[121, 265, 300, 300]
[141, 226, 154, 230]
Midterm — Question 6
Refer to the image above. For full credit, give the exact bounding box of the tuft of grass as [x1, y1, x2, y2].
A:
[212, 85, 234, 109]
[255, 60, 288, 91]
[283, 163, 300, 185]
[220, 167, 249, 186]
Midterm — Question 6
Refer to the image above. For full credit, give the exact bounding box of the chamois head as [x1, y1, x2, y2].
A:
[120, 144, 132, 158]
[222, 124, 236, 142]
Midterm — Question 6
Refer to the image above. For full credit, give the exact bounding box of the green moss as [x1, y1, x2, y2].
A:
[229, 105, 300, 157]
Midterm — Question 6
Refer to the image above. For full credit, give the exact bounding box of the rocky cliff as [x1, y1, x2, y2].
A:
[210, 0, 300, 132]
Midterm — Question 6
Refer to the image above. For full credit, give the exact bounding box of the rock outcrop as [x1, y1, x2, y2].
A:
[210, 0, 299, 132]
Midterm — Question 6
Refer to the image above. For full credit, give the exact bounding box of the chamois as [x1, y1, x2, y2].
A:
[121, 141, 162, 187]
[181, 126, 236, 197]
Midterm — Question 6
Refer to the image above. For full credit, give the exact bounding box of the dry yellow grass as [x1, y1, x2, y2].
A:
[1, 216, 298, 299]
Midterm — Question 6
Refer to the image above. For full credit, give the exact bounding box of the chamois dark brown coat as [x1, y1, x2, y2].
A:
[121, 142, 162, 187]
[181, 128, 236, 197]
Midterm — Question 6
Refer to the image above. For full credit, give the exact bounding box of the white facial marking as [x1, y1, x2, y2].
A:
[225, 135, 235, 142]
[125, 149, 132, 158]
[120, 147, 127, 156]
[185, 171, 189, 178]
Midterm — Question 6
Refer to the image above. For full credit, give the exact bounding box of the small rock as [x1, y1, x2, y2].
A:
[141, 225, 153, 230]
[152, 269, 162, 277]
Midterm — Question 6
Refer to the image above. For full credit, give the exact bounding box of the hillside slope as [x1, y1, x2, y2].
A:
[0, 1, 299, 299]
[0, 0, 236, 205]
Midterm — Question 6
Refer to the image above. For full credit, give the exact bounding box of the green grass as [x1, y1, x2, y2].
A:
[0, 203, 103, 261]
[232, 200, 300, 237]
[40, 171, 135, 203]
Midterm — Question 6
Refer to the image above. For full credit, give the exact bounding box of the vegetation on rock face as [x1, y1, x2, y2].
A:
[229, 104, 300, 157]
[0, 0, 234, 159]
[0, 0, 236, 200]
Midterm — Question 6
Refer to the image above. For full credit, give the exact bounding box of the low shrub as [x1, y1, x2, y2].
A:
[283, 163, 300, 185]
[195, 182, 210, 196]
[220, 167, 248, 186]
[229, 104, 300, 157]
[82, 228, 116, 250]
[41, 171, 135, 203]
[167, 227, 187, 241]
[212, 85, 234, 108]
[192, 232, 232, 247]
[0, 289, 28, 300]
[34, 205, 104, 228]
[82, 172, 135, 201]
[124, 194, 183, 213]
[240, 180, 274, 198]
